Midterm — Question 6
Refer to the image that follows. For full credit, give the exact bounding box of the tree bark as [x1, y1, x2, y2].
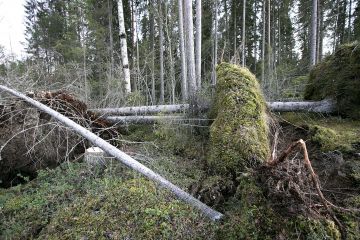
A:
[212, 0, 218, 87]
[178, 0, 188, 102]
[149, 1, 156, 104]
[93, 104, 190, 116]
[195, 0, 202, 89]
[117, 0, 131, 93]
[261, 0, 266, 85]
[105, 115, 186, 124]
[0, 85, 223, 221]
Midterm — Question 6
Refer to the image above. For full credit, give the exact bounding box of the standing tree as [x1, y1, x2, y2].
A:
[178, 0, 188, 101]
[117, 0, 131, 93]
[158, 0, 165, 104]
[195, 0, 202, 89]
[242, 0, 246, 67]
[310, 0, 318, 66]
[184, 0, 197, 97]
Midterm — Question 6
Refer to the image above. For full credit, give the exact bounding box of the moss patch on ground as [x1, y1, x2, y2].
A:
[0, 162, 217, 239]
[304, 42, 360, 119]
[208, 63, 270, 177]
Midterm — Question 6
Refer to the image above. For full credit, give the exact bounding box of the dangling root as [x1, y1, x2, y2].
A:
[268, 139, 348, 239]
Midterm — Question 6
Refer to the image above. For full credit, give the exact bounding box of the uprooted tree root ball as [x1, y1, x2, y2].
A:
[0, 90, 119, 187]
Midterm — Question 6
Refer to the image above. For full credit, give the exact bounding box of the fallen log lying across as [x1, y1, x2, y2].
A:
[105, 115, 210, 125]
[268, 99, 335, 113]
[0, 85, 223, 221]
[93, 99, 336, 116]
[92, 104, 190, 116]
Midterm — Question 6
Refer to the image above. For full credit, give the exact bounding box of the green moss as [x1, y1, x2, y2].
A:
[309, 125, 352, 152]
[304, 42, 360, 119]
[0, 162, 216, 239]
[208, 63, 270, 176]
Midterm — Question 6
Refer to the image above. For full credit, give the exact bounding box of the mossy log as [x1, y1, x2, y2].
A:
[208, 63, 270, 176]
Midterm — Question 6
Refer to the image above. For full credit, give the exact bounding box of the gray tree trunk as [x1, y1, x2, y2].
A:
[150, 1, 156, 104]
[261, 1, 266, 86]
[242, 0, 246, 67]
[212, 0, 218, 87]
[195, 0, 202, 89]
[184, 0, 197, 97]
[158, 0, 165, 104]
[178, 0, 188, 102]
[117, 0, 131, 93]
[310, 0, 318, 67]
[0, 85, 223, 221]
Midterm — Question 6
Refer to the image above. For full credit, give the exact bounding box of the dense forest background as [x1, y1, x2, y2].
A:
[1, 0, 360, 106]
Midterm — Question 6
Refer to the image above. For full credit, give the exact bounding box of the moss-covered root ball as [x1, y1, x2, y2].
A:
[208, 63, 270, 177]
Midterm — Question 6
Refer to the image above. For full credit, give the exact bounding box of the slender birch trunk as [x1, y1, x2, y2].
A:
[195, 0, 202, 89]
[310, 0, 318, 67]
[178, 0, 188, 102]
[184, 0, 197, 97]
[117, 0, 131, 93]
[158, 0, 165, 104]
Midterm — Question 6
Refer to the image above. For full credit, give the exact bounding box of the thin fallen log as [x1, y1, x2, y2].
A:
[0, 85, 223, 221]
[105, 115, 210, 125]
[92, 104, 190, 116]
[268, 99, 335, 113]
[93, 100, 336, 116]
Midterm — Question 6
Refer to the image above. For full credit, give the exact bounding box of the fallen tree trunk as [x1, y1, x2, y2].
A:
[93, 100, 335, 116]
[105, 115, 210, 125]
[92, 104, 190, 116]
[0, 85, 223, 221]
[268, 99, 335, 113]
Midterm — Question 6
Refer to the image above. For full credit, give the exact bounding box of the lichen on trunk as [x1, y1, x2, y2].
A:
[208, 63, 270, 176]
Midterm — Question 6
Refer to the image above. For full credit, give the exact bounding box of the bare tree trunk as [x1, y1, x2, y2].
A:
[261, 1, 266, 86]
[184, 0, 197, 97]
[93, 100, 336, 116]
[150, 1, 156, 104]
[348, 0, 352, 41]
[212, 0, 218, 87]
[242, 0, 246, 67]
[117, 0, 131, 93]
[178, 0, 188, 102]
[195, 0, 202, 89]
[310, 0, 318, 67]
[107, 0, 114, 80]
[0, 85, 223, 221]
[164, 2, 176, 104]
[158, 0, 165, 104]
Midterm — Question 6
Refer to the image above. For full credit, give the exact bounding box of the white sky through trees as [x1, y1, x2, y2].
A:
[0, 0, 26, 58]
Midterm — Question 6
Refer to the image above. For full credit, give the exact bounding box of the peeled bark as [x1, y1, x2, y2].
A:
[0, 85, 223, 221]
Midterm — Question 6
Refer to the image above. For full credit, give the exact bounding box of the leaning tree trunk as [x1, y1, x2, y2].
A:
[117, 0, 131, 93]
[0, 85, 223, 221]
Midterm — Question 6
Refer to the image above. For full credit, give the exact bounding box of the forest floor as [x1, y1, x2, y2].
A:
[0, 112, 359, 239]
